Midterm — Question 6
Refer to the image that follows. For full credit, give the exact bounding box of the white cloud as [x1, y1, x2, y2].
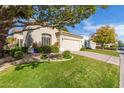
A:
[82, 20, 124, 42]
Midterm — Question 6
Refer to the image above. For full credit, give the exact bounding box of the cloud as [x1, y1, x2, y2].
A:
[82, 20, 124, 42]
[83, 20, 104, 32]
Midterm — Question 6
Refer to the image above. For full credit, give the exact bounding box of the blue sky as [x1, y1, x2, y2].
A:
[67, 5, 124, 42]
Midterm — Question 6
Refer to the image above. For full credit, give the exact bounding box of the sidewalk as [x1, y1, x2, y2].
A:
[72, 51, 120, 65]
[119, 50, 124, 88]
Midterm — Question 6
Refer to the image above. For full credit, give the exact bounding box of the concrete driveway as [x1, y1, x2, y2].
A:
[72, 51, 120, 65]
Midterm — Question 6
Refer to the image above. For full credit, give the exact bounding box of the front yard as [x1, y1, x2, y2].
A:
[84, 49, 119, 57]
[0, 54, 119, 88]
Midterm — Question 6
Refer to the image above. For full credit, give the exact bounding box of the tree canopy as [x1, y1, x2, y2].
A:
[0, 5, 107, 48]
[92, 26, 117, 48]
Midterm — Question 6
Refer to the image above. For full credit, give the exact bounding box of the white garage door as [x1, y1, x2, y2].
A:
[62, 38, 80, 51]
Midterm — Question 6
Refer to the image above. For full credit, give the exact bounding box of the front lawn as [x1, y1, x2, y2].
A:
[84, 49, 119, 57]
[0, 54, 119, 88]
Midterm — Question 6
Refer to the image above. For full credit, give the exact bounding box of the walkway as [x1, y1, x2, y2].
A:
[72, 51, 120, 65]
[119, 50, 124, 88]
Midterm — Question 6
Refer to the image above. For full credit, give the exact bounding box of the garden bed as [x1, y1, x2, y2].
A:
[36, 55, 73, 62]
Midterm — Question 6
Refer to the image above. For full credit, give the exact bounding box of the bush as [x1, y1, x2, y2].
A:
[62, 50, 71, 59]
[96, 46, 102, 49]
[10, 46, 22, 57]
[21, 47, 28, 53]
[40, 54, 48, 59]
[38, 45, 59, 54]
[51, 45, 59, 53]
[14, 51, 23, 59]
[38, 45, 52, 54]
[80, 47, 85, 51]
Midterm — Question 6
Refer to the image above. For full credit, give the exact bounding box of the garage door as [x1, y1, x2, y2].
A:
[62, 38, 80, 51]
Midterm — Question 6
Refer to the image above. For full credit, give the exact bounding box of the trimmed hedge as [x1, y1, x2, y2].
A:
[14, 51, 23, 59]
[51, 45, 59, 53]
[10, 47, 22, 57]
[38, 45, 52, 54]
[62, 50, 71, 59]
[38, 45, 59, 54]
[21, 47, 28, 53]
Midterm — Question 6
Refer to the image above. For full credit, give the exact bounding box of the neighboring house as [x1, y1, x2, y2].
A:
[81, 35, 96, 49]
[12, 25, 83, 51]
[96, 42, 118, 48]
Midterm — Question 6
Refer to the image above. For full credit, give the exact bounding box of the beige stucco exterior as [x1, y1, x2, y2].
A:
[13, 33, 23, 47]
[23, 26, 58, 47]
[12, 26, 83, 51]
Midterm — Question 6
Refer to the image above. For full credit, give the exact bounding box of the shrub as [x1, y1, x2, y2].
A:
[10, 46, 22, 57]
[14, 51, 23, 59]
[21, 47, 28, 53]
[62, 50, 71, 59]
[51, 45, 59, 53]
[38, 45, 59, 54]
[96, 46, 102, 49]
[40, 54, 48, 59]
[80, 47, 85, 51]
[38, 45, 52, 54]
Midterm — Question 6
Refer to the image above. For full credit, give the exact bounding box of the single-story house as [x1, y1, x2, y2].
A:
[81, 35, 96, 49]
[12, 25, 83, 51]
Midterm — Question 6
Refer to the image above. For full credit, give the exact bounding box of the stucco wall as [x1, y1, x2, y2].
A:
[23, 26, 58, 47]
[13, 34, 23, 40]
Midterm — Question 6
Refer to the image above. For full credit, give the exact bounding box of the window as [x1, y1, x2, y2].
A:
[42, 34, 51, 46]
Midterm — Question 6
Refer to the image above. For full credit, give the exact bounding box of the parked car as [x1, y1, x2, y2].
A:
[119, 47, 124, 50]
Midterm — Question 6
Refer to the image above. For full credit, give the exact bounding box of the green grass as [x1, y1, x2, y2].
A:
[0, 54, 119, 88]
[84, 49, 119, 57]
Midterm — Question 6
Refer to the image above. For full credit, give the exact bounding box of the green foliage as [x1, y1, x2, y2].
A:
[7, 37, 14, 44]
[40, 54, 48, 59]
[39, 45, 52, 54]
[80, 47, 85, 51]
[21, 47, 28, 53]
[38, 45, 59, 54]
[62, 50, 71, 59]
[51, 45, 59, 53]
[14, 51, 23, 59]
[92, 26, 117, 48]
[10, 46, 22, 57]
[0, 6, 106, 32]
[0, 5, 107, 49]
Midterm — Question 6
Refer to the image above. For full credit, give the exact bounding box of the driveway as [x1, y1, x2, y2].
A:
[72, 51, 120, 65]
[119, 50, 124, 88]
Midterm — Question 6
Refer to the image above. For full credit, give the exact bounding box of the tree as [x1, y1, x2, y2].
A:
[7, 37, 15, 44]
[118, 40, 124, 47]
[92, 26, 117, 48]
[0, 5, 107, 49]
